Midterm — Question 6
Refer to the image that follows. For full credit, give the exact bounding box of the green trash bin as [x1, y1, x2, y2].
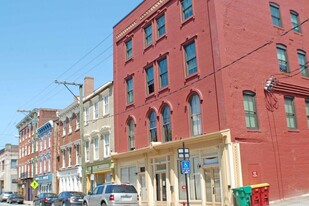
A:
[232, 186, 252, 206]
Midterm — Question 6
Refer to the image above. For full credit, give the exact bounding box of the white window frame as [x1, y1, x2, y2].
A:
[93, 137, 99, 161]
[104, 134, 110, 158]
[103, 96, 109, 116]
[93, 101, 99, 120]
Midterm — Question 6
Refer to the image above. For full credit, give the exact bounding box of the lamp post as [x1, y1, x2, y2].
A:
[55, 80, 87, 193]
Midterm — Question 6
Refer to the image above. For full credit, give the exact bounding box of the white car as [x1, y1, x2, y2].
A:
[0, 192, 13, 202]
[83, 183, 139, 206]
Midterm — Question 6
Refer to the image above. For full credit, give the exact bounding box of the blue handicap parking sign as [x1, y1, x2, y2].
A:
[181, 160, 191, 174]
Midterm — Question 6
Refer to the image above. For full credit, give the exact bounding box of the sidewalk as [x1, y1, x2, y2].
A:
[270, 194, 309, 206]
[24, 200, 33, 206]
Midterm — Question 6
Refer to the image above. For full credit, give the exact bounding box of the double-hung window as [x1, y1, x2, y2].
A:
[144, 24, 153, 47]
[284, 96, 297, 129]
[62, 121, 66, 136]
[184, 41, 197, 76]
[290, 11, 301, 33]
[149, 111, 157, 142]
[127, 78, 134, 104]
[68, 147, 72, 166]
[158, 57, 168, 88]
[156, 15, 166, 38]
[162, 106, 172, 142]
[189, 94, 201, 136]
[84, 107, 90, 125]
[243, 91, 259, 129]
[270, 3, 282, 27]
[93, 137, 99, 160]
[103, 134, 110, 158]
[62, 150, 66, 168]
[277, 44, 289, 73]
[126, 39, 133, 60]
[85, 141, 89, 162]
[128, 119, 135, 150]
[69, 117, 72, 133]
[146, 65, 155, 94]
[93, 102, 99, 120]
[181, 0, 193, 21]
[103, 96, 109, 115]
[297, 50, 308, 77]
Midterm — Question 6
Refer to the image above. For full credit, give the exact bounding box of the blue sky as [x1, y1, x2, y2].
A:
[0, 0, 143, 149]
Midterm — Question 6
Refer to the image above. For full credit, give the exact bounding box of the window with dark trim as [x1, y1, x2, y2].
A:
[146, 65, 155, 95]
[126, 78, 134, 104]
[126, 39, 133, 60]
[189, 94, 201, 136]
[158, 57, 168, 88]
[181, 0, 193, 21]
[156, 14, 166, 38]
[162, 105, 172, 142]
[284, 96, 297, 129]
[297, 50, 308, 77]
[270, 3, 282, 27]
[184, 41, 197, 76]
[128, 119, 135, 150]
[243, 91, 259, 129]
[290, 11, 301, 33]
[148, 111, 157, 142]
[144, 24, 153, 47]
[276, 44, 289, 73]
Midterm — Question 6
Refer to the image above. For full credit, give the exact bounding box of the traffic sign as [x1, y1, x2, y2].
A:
[30, 180, 39, 189]
[181, 160, 191, 174]
[178, 148, 190, 158]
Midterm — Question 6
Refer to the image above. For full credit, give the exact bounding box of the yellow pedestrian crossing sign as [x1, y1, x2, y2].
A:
[31, 180, 39, 189]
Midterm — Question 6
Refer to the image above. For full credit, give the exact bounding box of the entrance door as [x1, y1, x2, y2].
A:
[155, 172, 167, 202]
[205, 168, 221, 206]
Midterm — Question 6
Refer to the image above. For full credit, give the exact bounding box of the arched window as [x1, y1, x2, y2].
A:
[148, 111, 157, 142]
[189, 94, 202, 136]
[128, 119, 135, 150]
[162, 106, 172, 142]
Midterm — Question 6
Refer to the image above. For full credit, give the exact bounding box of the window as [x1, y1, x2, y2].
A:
[156, 15, 166, 38]
[120, 166, 137, 187]
[93, 102, 99, 120]
[243, 91, 259, 129]
[76, 113, 80, 130]
[84, 107, 90, 124]
[127, 78, 134, 104]
[68, 147, 72, 166]
[277, 44, 289, 73]
[69, 117, 72, 133]
[290, 11, 301, 32]
[93, 137, 99, 160]
[103, 134, 110, 158]
[184, 41, 197, 75]
[85, 141, 89, 162]
[306, 98, 309, 128]
[126, 39, 133, 60]
[270, 3, 281, 27]
[189, 94, 201, 136]
[62, 150, 66, 168]
[103, 96, 109, 115]
[48, 159, 51, 172]
[62, 121, 66, 136]
[284, 96, 297, 129]
[149, 111, 157, 142]
[11, 160, 17, 168]
[75, 145, 80, 165]
[146, 65, 155, 95]
[162, 106, 172, 142]
[128, 119, 135, 150]
[297, 50, 308, 77]
[144, 24, 153, 47]
[158, 57, 168, 88]
[181, 0, 193, 20]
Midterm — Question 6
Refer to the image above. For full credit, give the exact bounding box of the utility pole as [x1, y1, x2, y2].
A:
[55, 80, 86, 193]
[17, 109, 38, 201]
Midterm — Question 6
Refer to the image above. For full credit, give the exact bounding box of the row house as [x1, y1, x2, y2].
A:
[83, 81, 114, 192]
[16, 108, 58, 201]
[113, 0, 309, 205]
[0, 144, 18, 194]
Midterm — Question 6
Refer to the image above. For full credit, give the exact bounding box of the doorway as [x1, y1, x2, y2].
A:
[205, 167, 222, 206]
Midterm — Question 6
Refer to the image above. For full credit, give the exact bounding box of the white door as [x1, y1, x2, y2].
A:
[205, 168, 221, 206]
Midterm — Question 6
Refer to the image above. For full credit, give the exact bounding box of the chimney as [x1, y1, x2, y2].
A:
[84, 77, 94, 97]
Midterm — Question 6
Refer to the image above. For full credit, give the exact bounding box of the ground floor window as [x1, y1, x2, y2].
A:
[120, 166, 137, 188]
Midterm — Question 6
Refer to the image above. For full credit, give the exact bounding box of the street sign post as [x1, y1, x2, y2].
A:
[181, 160, 191, 174]
[178, 142, 190, 206]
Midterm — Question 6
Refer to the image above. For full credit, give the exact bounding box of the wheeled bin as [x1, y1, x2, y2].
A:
[232, 186, 252, 206]
[251, 183, 270, 206]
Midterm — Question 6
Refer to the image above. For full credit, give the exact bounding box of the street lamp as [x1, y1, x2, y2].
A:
[55, 80, 87, 193]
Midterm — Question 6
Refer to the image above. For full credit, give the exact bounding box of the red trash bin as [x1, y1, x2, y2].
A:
[250, 183, 270, 206]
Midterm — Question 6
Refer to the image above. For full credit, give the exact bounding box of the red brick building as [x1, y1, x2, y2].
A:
[17, 108, 58, 201]
[113, 0, 309, 205]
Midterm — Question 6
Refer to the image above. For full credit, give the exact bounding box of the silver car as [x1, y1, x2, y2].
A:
[83, 183, 139, 206]
[0, 192, 13, 202]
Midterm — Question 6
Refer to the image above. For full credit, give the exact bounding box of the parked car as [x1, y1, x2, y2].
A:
[7, 194, 24, 204]
[53, 191, 85, 206]
[0, 192, 13, 202]
[33, 193, 58, 206]
[83, 183, 139, 206]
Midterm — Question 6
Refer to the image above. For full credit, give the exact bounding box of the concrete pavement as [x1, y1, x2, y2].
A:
[270, 194, 309, 206]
